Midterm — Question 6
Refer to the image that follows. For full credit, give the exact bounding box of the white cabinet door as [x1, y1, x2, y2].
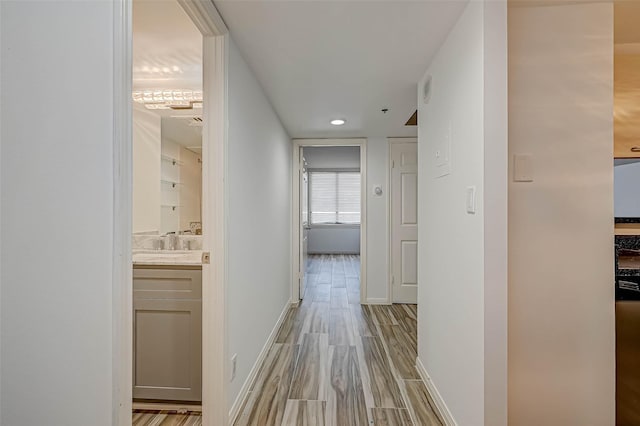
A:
[133, 267, 202, 402]
[391, 142, 418, 303]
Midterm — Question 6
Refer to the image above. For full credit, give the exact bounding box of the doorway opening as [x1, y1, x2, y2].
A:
[131, 0, 204, 419]
[292, 139, 368, 304]
[302, 146, 362, 305]
[115, 0, 228, 424]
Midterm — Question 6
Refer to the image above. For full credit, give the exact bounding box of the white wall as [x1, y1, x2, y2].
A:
[482, 2, 508, 424]
[304, 146, 360, 169]
[366, 137, 390, 302]
[133, 105, 161, 234]
[417, 2, 508, 425]
[508, 3, 615, 425]
[226, 38, 292, 411]
[614, 161, 640, 217]
[1, 2, 115, 424]
[307, 226, 360, 254]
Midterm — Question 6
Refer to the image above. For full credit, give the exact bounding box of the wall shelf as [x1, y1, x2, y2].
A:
[161, 179, 182, 188]
[161, 155, 183, 166]
[161, 205, 181, 211]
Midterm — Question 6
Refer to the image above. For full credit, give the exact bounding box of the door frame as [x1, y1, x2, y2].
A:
[291, 138, 368, 303]
[112, 1, 229, 425]
[388, 137, 418, 303]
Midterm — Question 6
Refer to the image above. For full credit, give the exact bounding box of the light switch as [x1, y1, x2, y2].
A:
[466, 186, 476, 214]
[514, 154, 533, 182]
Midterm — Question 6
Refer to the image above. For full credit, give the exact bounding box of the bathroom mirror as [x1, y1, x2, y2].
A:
[133, 104, 202, 235]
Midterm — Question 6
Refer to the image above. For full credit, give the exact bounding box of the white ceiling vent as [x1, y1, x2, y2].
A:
[189, 117, 204, 127]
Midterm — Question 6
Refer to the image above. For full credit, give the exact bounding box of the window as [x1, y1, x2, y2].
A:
[309, 171, 360, 224]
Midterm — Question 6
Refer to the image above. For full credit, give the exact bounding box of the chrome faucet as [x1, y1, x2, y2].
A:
[164, 232, 178, 250]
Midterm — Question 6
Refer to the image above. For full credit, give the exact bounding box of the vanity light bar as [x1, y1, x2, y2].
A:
[132, 90, 203, 110]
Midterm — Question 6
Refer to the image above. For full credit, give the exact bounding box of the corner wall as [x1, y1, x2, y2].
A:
[417, 2, 508, 424]
[508, 3, 615, 425]
[365, 137, 391, 302]
[226, 38, 292, 410]
[1, 2, 115, 424]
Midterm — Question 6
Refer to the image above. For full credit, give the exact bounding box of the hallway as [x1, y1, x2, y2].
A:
[235, 255, 442, 426]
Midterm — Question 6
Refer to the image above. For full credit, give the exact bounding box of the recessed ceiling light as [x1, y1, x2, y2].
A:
[330, 119, 345, 126]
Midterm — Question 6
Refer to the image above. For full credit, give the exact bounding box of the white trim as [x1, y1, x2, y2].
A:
[291, 139, 368, 304]
[228, 302, 293, 425]
[113, 0, 133, 423]
[113, 2, 228, 425]
[201, 33, 229, 426]
[177, 0, 228, 36]
[415, 357, 457, 426]
[387, 138, 417, 304]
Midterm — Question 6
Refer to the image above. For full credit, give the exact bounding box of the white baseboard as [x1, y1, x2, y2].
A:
[364, 297, 390, 305]
[228, 301, 293, 425]
[415, 356, 457, 426]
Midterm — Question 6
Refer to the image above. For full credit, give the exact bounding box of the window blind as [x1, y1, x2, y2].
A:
[309, 171, 361, 224]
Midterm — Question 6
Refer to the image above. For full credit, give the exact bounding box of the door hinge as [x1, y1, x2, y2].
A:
[391, 275, 395, 285]
[392, 160, 395, 168]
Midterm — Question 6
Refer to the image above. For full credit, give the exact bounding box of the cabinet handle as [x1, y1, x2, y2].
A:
[631, 147, 640, 152]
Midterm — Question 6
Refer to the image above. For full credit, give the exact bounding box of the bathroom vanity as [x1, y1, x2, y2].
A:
[132, 250, 202, 402]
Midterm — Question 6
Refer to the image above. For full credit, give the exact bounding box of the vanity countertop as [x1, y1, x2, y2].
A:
[132, 249, 203, 266]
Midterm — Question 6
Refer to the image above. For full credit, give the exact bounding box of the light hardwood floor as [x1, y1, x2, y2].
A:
[235, 254, 442, 426]
[132, 410, 202, 425]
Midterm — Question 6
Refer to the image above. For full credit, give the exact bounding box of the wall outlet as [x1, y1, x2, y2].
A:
[231, 354, 237, 382]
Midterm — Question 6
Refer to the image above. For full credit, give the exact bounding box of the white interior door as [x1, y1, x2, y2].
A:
[390, 141, 418, 303]
[300, 153, 309, 299]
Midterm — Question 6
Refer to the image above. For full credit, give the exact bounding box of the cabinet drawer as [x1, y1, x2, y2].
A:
[133, 267, 202, 300]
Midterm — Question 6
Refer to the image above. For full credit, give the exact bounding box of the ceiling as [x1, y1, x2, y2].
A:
[162, 116, 203, 152]
[133, 0, 203, 153]
[214, 1, 467, 139]
[133, 0, 202, 91]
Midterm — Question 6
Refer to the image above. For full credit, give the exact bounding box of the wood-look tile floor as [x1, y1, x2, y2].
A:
[132, 410, 202, 425]
[235, 254, 443, 426]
